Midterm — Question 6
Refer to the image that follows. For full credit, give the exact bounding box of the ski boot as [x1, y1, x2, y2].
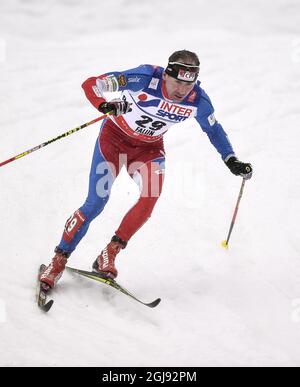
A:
[40, 247, 70, 290]
[92, 235, 127, 279]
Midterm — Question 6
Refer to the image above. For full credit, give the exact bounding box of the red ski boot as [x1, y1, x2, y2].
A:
[40, 247, 70, 289]
[92, 235, 127, 279]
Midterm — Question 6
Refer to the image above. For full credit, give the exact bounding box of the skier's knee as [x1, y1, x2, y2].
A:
[81, 196, 109, 220]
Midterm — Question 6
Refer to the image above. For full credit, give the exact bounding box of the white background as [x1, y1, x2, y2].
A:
[0, 0, 300, 366]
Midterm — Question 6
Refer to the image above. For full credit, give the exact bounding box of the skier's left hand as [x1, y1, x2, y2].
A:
[225, 156, 253, 179]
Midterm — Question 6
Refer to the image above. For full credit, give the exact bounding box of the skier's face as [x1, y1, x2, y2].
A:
[163, 74, 195, 102]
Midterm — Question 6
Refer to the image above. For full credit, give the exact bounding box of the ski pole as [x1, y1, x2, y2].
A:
[221, 178, 246, 249]
[0, 113, 110, 168]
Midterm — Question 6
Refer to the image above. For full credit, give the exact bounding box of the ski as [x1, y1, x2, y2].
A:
[66, 266, 161, 308]
[36, 264, 54, 312]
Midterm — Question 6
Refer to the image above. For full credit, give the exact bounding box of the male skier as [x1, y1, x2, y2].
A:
[40, 50, 252, 290]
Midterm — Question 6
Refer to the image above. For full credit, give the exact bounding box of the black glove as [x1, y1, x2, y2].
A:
[98, 97, 132, 116]
[225, 156, 253, 180]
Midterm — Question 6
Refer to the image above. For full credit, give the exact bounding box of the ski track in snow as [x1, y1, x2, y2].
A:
[1, 0, 300, 366]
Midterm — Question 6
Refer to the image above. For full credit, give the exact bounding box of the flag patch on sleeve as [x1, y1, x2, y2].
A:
[208, 113, 216, 126]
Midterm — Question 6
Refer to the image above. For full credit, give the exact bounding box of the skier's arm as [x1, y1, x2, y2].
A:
[81, 75, 108, 109]
[82, 65, 156, 110]
[195, 102, 235, 161]
[196, 95, 252, 179]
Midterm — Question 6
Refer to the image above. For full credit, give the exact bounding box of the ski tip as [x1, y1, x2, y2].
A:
[41, 300, 54, 312]
[147, 298, 161, 308]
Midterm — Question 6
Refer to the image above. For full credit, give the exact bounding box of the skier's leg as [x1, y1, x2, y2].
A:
[40, 130, 118, 288]
[92, 157, 165, 278]
[57, 137, 117, 255]
[116, 157, 165, 241]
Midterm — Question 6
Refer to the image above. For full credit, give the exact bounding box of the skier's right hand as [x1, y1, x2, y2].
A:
[99, 97, 132, 116]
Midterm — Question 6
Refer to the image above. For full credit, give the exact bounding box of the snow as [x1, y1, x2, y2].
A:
[1, 0, 300, 367]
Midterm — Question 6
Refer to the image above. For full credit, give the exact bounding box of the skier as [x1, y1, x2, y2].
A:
[40, 50, 252, 290]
